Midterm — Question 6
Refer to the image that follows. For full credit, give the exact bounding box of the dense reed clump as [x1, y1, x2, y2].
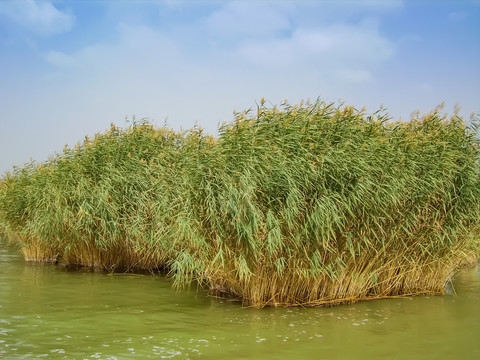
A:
[0, 100, 479, 307]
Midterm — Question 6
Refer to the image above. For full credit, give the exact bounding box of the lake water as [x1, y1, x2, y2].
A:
[1, 240, 479, 359]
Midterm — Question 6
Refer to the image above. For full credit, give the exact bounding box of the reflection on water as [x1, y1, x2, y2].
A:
[1, 240, 479, 359]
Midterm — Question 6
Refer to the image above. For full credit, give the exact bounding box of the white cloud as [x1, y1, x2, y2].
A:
[338, 68, 373, 83]
[38, 1, 394, 87]
[44, 50, 73, 67]
[43, 23, 184, 79]
[238, 22, 394, 84]
[238, 38, 294, 67]
[38, 23, 219, 130]
[295, 23, 394, 62]
[0, 0, 74, 35]
[34, 5, 397, 142]
[206, 1, 291, 39]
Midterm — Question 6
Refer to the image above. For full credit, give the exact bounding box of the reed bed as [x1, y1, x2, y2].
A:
[0, 100, 479, 306]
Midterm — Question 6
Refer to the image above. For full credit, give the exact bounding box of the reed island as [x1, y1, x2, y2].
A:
[1, 100, 479, 307]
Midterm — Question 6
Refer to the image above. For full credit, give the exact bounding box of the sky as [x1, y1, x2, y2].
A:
[0, 0, 479, 174]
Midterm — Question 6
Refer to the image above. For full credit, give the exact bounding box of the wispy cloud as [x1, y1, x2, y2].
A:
[33, 1, 396, 133]
[206, 1, 292, 39]
[0, 0, 74, 36]
[238, 21, 394, 84]
[43, 23, 184, 78]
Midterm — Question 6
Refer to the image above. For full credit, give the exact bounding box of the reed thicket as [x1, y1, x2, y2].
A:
[1, 100, 479, 306]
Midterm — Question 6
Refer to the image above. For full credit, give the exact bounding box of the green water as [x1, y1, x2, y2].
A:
[1, 242, 479, 360]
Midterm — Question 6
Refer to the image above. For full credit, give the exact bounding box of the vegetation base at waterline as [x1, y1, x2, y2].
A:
[1, 100, 479, 307]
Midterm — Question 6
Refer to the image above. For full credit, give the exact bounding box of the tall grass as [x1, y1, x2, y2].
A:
[0, 100, 479, 306]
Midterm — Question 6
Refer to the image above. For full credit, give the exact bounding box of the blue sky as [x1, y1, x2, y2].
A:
[1, 0, 479, 173]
